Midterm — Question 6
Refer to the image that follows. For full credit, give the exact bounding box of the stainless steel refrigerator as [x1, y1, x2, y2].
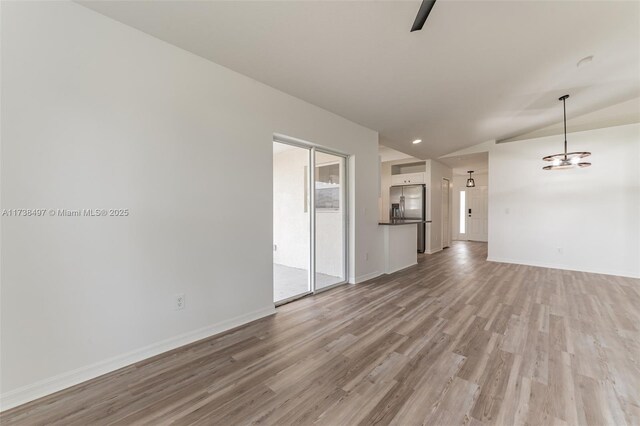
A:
[390, 184, 427, 253]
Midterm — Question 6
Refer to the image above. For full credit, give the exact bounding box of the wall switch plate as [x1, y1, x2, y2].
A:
[273, 244, 277, 252]
[175, 293, 185, 310]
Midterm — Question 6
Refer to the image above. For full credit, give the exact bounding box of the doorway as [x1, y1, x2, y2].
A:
[459, 186, 488, 242]
[272, 139, 348, 304]
[441, 178, 451, 248]
[466, 186, 488, 242]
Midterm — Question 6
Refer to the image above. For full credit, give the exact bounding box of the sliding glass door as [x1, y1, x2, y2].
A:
[314, 151, 347, 290]
[272, 142, 311, 303]
[272, 140, 348, 304]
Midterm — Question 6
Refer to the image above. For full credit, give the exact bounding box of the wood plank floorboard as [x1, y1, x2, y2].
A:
[2, 241, 639, 425]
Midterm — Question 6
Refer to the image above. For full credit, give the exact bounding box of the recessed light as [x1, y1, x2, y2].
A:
[577, 55, 593, 68]
[412, 139, 422, 144]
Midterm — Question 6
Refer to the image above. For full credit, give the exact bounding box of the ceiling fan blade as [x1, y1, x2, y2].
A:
[410, 0, 437, 32]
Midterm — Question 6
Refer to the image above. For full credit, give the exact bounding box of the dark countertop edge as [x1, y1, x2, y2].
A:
[378, 220, 432, 226]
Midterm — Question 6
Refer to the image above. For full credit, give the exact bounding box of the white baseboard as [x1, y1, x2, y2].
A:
[387, 262, 418, 275]
[0, 305, 276, 412]
[486, 256, 640, 279]
[426, 248, 442, 255]
[352, 271, 383, 284]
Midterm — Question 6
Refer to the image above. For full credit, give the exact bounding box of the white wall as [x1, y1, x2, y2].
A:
[488, 123, 640, 278]
[452, 173, 489, 189]
[427, 159, 453, 253]
[0, 1, 380, 408]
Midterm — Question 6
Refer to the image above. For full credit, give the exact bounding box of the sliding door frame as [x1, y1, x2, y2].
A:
[273, 136, 349, 304]
[312, 146, 349, 294]
[272, 139, 313, 306]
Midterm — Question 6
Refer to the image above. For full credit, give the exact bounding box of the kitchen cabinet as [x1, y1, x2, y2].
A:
[391, 172, 425, 185]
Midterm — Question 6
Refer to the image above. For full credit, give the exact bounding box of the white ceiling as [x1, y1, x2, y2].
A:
[379, 145, 415, 163]
[80, 1, 640, 159]
[500, 97, 640, 143]
[438, 152, 488, 176]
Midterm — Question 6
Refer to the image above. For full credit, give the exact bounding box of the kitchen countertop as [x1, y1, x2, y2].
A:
[378, 219, 432, 226]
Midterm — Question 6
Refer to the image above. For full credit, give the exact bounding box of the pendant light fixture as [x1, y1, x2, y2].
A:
[542, 95, 591, 170]
[466, 170, 475, 187]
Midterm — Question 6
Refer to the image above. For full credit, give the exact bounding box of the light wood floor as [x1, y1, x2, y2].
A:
[3, 242, 639, 425]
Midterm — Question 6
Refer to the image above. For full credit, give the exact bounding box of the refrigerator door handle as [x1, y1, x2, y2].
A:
[400, 195, 405, 218]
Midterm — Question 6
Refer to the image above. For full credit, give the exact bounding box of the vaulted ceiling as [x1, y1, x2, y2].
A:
[81, 0, 640, 159]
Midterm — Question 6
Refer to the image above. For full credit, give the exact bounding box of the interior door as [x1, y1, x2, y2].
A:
[441, 178, 451, 248]
[466, 186, 488, 242]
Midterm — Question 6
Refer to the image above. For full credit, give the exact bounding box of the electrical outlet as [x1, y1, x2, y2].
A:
[365, 252, 369, 261]
[557, 247, 563, 254]
[175, 293, 185, 310]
